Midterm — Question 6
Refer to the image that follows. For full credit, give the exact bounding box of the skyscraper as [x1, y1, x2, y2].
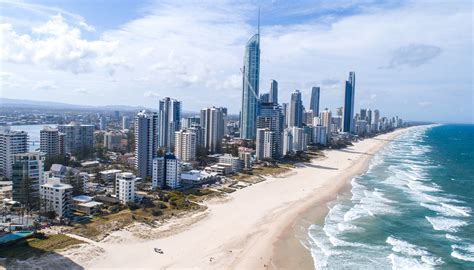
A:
[259, 93, 270, 103]
[200, 107, 225, 153]
[257, 102, 284, 158]
[0, 126, 28, 179]
[134, 110, 158, 178]
[320, 108, 332, 135]
[58, 122, 94, 154]
[269, 80, 278, 104]
[343, 72, 356, 133]
[289, 90, 303, 128]
[310, 87, 320, 116]
[256, 128, 274, 161]
[158, 97, 181, 151]
[240, 22, 260, 140]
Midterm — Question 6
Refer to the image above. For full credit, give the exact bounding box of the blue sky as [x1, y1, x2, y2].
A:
[0, 0, 472, 123]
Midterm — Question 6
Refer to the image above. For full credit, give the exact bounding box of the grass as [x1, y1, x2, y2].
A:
[0, 234, 83, 260]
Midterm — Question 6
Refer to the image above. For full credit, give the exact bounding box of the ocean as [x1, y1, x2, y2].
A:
[305, 124, 474, 269]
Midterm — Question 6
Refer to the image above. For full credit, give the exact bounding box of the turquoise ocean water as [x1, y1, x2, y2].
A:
[306, 124, 474, 269]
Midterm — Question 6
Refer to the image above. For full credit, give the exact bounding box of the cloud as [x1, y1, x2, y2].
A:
[143, 91, 160, 98]
[383, 44, 442, 69]
[34, 80, 57, 90]
[73, 88, 88, 94]
[0, 14, 117, 74]
[418, 101, 432, 107]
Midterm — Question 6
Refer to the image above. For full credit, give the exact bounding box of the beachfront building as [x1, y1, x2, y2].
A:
[320, 109, 332, 135]
[135, 110, 158, 178]
[257, 102, 284, 158]
[0, 126, 28, 179]
[256, 128, 275, 161]
[58, 122, 94, 154]
[152, 153, 181, 189]
[174, 129, 197, 162]
[238, 147, 253, 170]
[158, 97, 182, 151]
[283, 127, 307, 155]
[11, 152, 45, 209]
[40, 177, 73, 218]
[343, 72, 356, 133]
[218, 154, 241, 173]
[313, 126, 328, 145]
[116, 172, 137, 204]
[40, 126, 61, 157]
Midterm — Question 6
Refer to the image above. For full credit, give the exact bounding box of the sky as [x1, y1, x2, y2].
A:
[0, 0, 472, 123]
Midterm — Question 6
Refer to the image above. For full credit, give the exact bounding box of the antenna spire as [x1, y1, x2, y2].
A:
[257, 7, 260, 37]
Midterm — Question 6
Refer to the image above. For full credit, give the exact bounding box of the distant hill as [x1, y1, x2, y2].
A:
[0, 98, 151, 111]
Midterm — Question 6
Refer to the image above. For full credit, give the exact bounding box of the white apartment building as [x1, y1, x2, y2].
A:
[40, 126, 61, 157]
[152, 154, 181, 189]
[256, 128, 275, 160]
[40, 177, 73, 218]
[218, 154, 241, 173]
[116, 172, 136, 204]
[174, 129, 196, 162]
[0, 126, 28, 179]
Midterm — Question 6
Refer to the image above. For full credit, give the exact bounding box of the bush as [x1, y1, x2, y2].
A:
[127, 202, 140, 211]
[109, 205, 120, 213]
[155, 202, 167, 209]
[152, 209, 163, 216]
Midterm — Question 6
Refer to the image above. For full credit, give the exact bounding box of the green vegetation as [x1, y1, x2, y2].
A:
[0, 234, 83, 260]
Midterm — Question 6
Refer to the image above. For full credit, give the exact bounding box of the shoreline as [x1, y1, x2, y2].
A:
[42, 127, 416, 269]
[269, 127, 415, 269]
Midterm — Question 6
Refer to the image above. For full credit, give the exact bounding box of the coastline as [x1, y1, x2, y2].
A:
[55, 127, 415, 269]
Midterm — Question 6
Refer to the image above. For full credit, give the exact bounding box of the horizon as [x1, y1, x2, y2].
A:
[0, 0, 473, 123]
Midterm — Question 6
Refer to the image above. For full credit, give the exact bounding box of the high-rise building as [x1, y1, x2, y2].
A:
[257, 102, 284, 158]
[122, 116, 130, 130]
[114, 111, 120, 121]
[58, 122, 94, 154]
[360, 109, 367, 122]
[240, 26, 260, 140]
[40, 177, 72, 217]
[181, 116, 200, 129]
[367, 109, 372, 125]
[282, 128, 293, 155]
[269, 80, 278, 104]
[134, 110, 158, 178]
[200, 107, 225, 153]
[343, 72, 356, 133]
[281, 103, 289, 128]
[313, 126, 328, 145]
[256, 128, 275, 160]
[12, 152, 45, 209]
[310, 87, 320, 116]
[116, 172, 137, 204]
[289, 90, 303, 128]
[320, 109, 332, 134]
[303, 110, 314, 126]
[158, 97, 181, 151]
[152, 154, 181, 189]
[99, 116, 107, 130]
[104, 131, 123, 151]
[40, 126, 60, 158]
[0, 126, 28, 179]
[259, 93, 270, 103]
[174, 129, 196, 162]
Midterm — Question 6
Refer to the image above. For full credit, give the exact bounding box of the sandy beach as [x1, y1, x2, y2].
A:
[58, 127, 412, 269]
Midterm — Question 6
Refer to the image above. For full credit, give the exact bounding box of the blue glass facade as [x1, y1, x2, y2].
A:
[343, 72, 356, 133]
[240, 34, 260, 140]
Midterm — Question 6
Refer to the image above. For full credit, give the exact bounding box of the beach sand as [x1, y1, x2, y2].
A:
[61, 128, 412, 269]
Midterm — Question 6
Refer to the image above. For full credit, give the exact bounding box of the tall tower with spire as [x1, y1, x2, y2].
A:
[240, 10, 261, 140]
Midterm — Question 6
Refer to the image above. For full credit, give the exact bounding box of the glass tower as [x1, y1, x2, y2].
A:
[343, 72, 356, 133]
[310, 86, 320, 116]
[240, 32, 260, 140]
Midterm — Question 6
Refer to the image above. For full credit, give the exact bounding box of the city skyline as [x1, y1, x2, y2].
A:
[0, 0, 472, 124]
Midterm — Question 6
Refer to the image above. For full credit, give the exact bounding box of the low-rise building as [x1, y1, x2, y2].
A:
[205, 163, 232, 175]
[40, 177, 73, 218]
[116, 172, 136, 204]
[181, 170, 218, 187]
[218, 154, 241, 173]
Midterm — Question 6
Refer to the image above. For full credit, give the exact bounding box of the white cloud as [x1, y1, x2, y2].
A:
[0, 0, 472, 123]
[0, 14, 118, 74]
[34, 80, 57, 90]
[73, 88, 88, 94]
